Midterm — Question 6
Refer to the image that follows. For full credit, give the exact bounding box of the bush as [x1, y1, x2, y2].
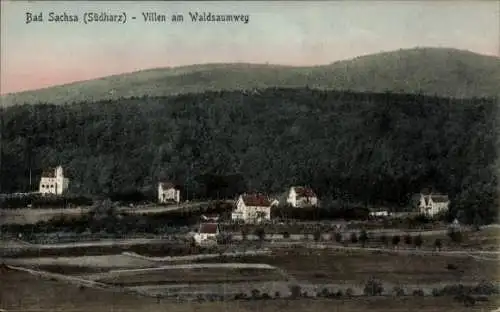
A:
[261, 293, 271, 300]
[413, 235, 423, 248]
[447, 228, 463, 243]
[412, 289, 424, 296]
[350, 232, 358, 243]
[359, 229, 368, 247]
[392, 235, 401, 247]
[434, 238, 442, 250]
[364, 278, 384, 296]
[251, 289, 261, 299]
[345, 288, 354, 297]
[283, 231, 290, 239]
[313, 230, 322, 242]
[404, 234, 412, 245]
[447, 263, 458, 271]
[335, 290, 344, 297]
[392, 286, 405, 296]
[319, 287, 330, 297]
[380, 234, 388, 246]
[289, 284, 302, 299]
[255, 228, 265, 241]
[432, 288, 441, 297]
[334, 232, 342, 243]
[274, 291, 281, 298]
[473, 281, 499, 295]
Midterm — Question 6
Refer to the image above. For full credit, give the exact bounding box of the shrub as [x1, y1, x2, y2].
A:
[251, 289, 261, 299]
[413, 235, 423, 248]
[473, 281, 499, 295]
[345, 288, 354, 297]
[274, 291, 281, 298]
[392, 286, 405, 296]
[335, 289, 344, 297]
[364, 278, 384, 296]
[255, 228, 265, 241]
[392, 235, 401, 247]
[350, 232, 358, 244]
[447, 228, 463, 243]
[313, 230, 322, 242]
[447, 263, 458, 271]
[380, 234, 388, 246]
[432, 288, 441, 297]
[261, 293, 271, 300]
[289, 284, 302, 299]
[404, 234, 412, 245]
[283, 231, 290, 239]
[359, 229, 368, 247]
[334, 232, 342, 243]
[412, 289, 424, 296]
[434, 238, 442, 250]
[319, 287, 330, 297]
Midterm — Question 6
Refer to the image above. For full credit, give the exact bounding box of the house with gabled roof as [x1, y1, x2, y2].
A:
[232, 193, 272, 223]
[39, 165, 69, 195]
[286, 186, 318, 208]
[414, 191, 450, 217]
[193, 222, 220, 245]
[158, 181, 180, 204]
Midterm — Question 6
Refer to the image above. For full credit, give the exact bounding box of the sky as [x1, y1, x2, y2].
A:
[1, 1, 499, 94]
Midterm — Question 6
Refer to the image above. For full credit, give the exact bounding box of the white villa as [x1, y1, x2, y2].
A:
[193, 222, 219, 245]
[158, 182, 180, 204]
[286, 186, 318, 208]
[38, 166, 69, 195]
[232, 193, 272, 223]
[415, 192, 450, 217]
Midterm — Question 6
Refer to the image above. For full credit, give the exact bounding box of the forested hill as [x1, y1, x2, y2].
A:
[1, 88, 498, 223]
[1, 47, 499, 106]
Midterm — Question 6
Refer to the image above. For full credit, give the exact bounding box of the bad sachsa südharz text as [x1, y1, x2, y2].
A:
[25, 11, 250, 24]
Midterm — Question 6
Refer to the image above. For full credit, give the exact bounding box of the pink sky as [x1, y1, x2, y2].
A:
[1, 1, 498, 95]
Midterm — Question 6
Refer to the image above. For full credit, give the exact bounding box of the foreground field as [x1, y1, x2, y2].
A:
[1, 269, 498, 312]
[196, 248, 498, 285]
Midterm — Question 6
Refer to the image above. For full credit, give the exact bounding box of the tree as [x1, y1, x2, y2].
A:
[364, 278, 384, 296]
[434, 238, 442, 251]
[255, 228, 266, 242]
[359, 229, 368, 247]
[447, 228, 463, 244]
[313, 229, 322, 242]
[414, 235, 423, 248]
[392, 235, 400, 248]
[350, 232, 358, 244]
[473, 213, 483, 231]
[404, 233, 412, 245]
[380, 234, 388, 247]
[334, 232, 342, 243]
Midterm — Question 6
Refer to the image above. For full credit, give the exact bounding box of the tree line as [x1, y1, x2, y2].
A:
[1, 88, 497, 223]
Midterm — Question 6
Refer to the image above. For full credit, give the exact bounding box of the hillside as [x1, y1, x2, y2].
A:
[1, 47, 499, 106]
[1, 88, 497, 224]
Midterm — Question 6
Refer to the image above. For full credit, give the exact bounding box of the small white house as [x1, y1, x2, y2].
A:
[416, 192, 450, 217]
[39, 166, 69, 195]
[158, 182, 180, 204]
[193, 222, 219, 245]
[286, 186, 318, 208]
[232, 193, 272, 223]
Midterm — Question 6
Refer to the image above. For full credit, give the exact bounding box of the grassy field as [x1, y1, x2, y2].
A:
[1, 269, 498, 312]
[196, 248, 497, 284]
[97, 267, 285, 286]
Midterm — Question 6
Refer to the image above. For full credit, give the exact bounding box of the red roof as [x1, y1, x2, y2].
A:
[241, 194, 271, 207]
[41, 168, 56, 178]
[199, 223, 219, 234]
[294, 186, 316, 198]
